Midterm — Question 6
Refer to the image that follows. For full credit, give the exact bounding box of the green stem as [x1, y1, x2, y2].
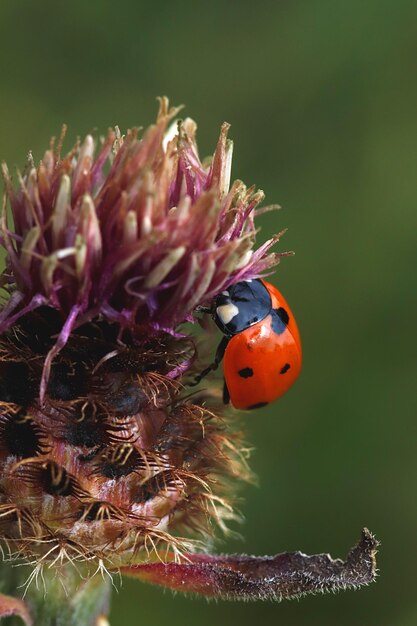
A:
[0, 558, 112, 626]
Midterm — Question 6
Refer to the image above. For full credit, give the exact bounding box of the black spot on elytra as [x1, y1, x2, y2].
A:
[3, 414, 41, 458]
[247, 402, 268, 410]
[280, 363, 291, 374]
[271, 307, 289, 335]
[238, 367, 254, 378]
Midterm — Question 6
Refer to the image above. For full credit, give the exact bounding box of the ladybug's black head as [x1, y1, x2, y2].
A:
[213, 279, 272, 336]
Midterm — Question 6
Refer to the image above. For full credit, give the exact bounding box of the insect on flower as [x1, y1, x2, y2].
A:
[192, 278, 302, 409]
[0, 98, 377, 624]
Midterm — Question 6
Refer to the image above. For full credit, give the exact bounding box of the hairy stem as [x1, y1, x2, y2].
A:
[0, 557, 112, 626]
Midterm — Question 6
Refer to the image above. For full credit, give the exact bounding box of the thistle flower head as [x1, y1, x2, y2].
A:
[0, 99, 377, 620]
[0, 97, 281, 569]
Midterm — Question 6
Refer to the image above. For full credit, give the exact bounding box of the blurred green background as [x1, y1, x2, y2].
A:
[0, 1, 416, 624]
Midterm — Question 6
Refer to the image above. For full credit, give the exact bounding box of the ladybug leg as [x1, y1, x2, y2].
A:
[222, 379, 230, 405]
[190, 336, 229, 386]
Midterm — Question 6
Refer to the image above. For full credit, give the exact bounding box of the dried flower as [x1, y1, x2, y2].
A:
[0, 98, 377, 624]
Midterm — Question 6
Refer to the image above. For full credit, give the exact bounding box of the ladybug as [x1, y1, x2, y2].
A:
[194, 279, 302, 410]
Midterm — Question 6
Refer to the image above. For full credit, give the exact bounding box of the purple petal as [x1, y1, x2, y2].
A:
[120, 529, 378, 601]
[39, 303, 82, 402]
[0, 293, 47, 333]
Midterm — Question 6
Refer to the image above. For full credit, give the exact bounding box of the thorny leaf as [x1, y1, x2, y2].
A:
[120, 528, 378, 601]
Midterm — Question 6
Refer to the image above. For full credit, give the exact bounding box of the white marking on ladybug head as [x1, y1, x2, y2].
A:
[216, 303, 239, 325]
[222, 290, 230, 297]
